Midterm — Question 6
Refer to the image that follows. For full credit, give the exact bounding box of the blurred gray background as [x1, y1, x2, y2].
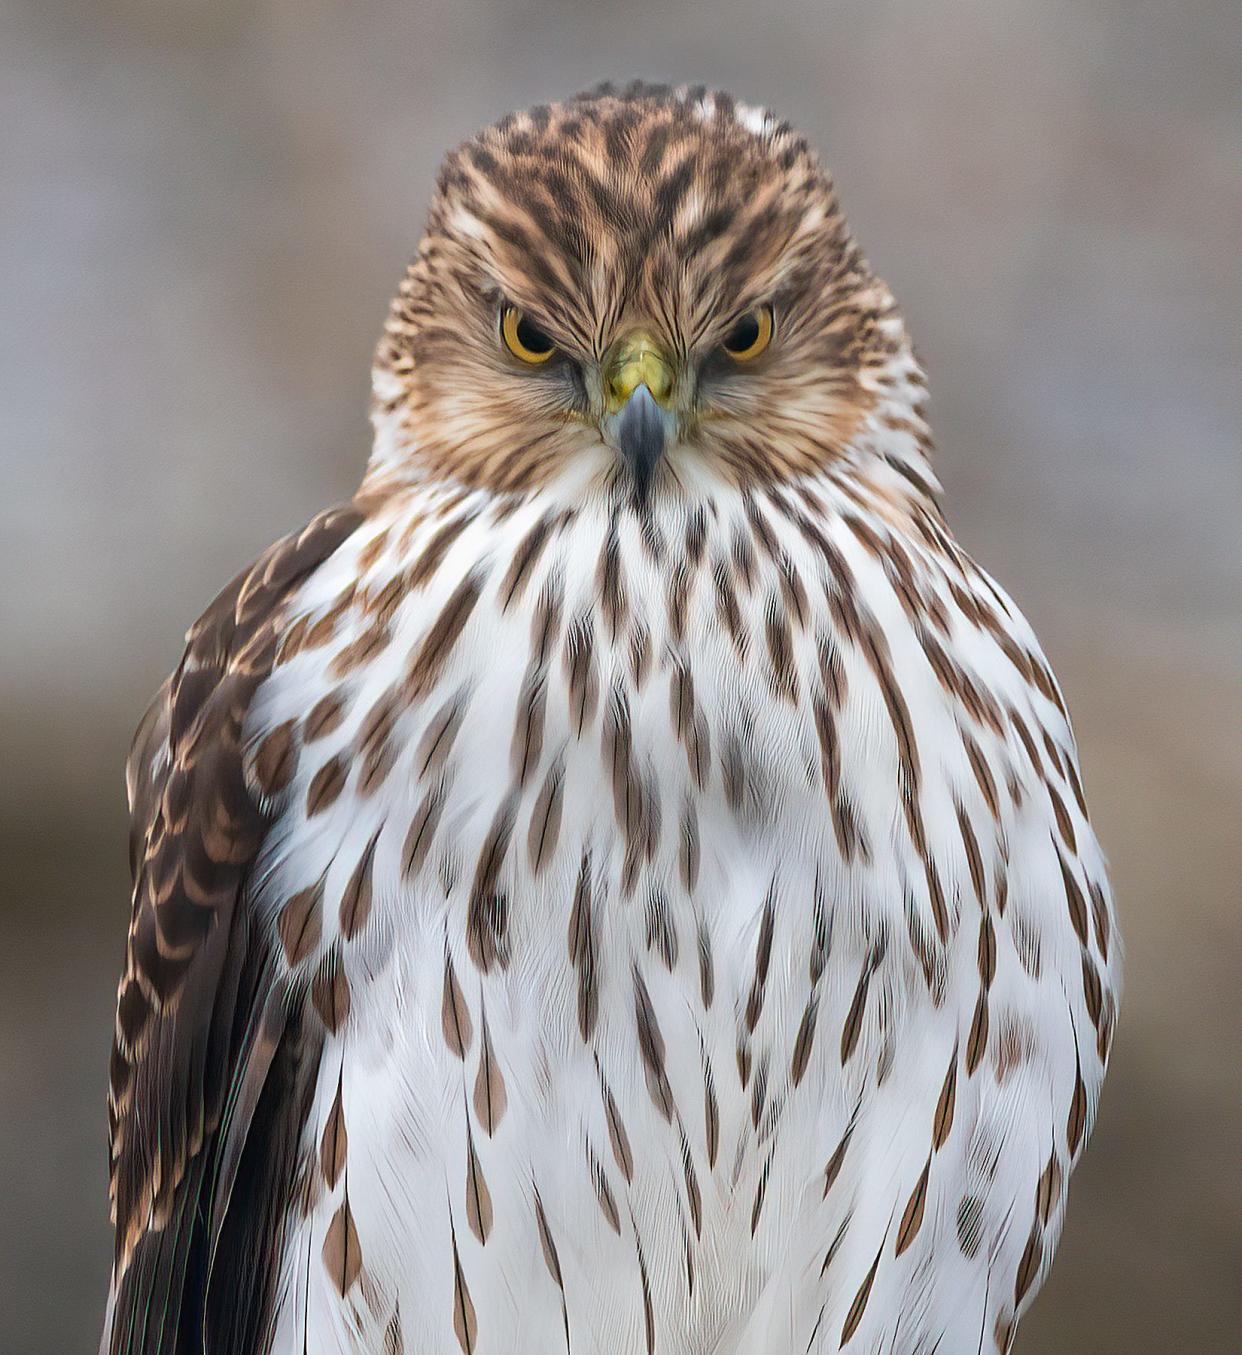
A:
[1, 0, 1239, 1350]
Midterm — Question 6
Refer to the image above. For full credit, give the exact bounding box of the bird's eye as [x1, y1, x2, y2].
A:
[501, 306, 557, 364]
[721, 306, 774, 362]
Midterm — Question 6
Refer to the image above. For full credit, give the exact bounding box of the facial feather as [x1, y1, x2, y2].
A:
[368, 83, 926, 499]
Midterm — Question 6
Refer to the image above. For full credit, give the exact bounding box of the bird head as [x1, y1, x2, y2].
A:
[368, 83, 932, 507]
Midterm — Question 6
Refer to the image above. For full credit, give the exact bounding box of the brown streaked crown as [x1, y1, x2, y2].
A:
[369, 82, 922, 498]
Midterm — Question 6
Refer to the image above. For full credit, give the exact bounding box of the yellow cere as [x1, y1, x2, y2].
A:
[604, 330, 675, 413]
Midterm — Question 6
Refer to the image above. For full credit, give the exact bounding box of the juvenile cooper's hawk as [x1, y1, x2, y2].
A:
[102, 84, 1119, 1355]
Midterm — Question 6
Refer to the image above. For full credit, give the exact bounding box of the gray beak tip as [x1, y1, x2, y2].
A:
[613, 385, 668, 499]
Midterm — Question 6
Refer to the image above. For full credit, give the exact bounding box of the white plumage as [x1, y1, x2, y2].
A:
[250, 476, 1115, 1353]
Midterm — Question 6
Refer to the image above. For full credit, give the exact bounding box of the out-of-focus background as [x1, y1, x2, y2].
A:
[1, 1, 1239, 1350]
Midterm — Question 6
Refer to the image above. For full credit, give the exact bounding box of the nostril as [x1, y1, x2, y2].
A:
[643, 359, 673, 405]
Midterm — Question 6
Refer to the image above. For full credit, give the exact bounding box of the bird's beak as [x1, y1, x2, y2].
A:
[603, 330, 677, 498]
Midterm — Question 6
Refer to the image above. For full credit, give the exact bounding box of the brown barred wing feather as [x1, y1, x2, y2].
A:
[102, 505, 363, 1355]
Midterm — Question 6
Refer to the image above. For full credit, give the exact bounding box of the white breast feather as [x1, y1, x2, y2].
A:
[242, 477, 1118, 1355]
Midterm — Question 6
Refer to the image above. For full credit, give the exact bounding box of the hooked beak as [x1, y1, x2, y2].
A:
[611, 386, 668, 499]
[602, 330, 676, 499]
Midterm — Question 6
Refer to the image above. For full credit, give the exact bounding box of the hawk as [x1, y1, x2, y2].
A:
[102, 84, 1119, 1355]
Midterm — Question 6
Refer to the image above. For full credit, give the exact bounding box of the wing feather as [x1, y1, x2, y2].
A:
[102, 504, 363, 1355]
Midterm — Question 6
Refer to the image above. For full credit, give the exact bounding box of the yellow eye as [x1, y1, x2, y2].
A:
[501, 306, 556, 364]
[721, 306, 774, 362]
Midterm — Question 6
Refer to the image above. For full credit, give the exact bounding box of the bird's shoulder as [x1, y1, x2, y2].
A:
[104, 501, 364, 1355]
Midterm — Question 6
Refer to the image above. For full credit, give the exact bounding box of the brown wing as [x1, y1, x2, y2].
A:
[102, 504, 363, 1355]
